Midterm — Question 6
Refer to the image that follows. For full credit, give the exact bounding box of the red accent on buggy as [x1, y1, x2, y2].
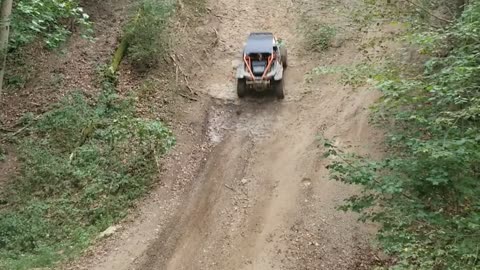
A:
[243, 53, 275, 81]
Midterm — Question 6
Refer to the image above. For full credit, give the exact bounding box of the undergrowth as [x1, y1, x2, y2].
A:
[304, 23, 337, 52]
[5, 0, 92, 92]
[125, 0, 176, 69]
[0, 71, 175, 270]
[0, 0, 187, 269]
[300, 17, 337, 51]
[10, 0, 92, 50]
[321, 0, 480, 269]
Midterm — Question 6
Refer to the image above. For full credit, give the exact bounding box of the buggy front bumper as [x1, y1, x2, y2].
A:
[246, 80, 272, 91]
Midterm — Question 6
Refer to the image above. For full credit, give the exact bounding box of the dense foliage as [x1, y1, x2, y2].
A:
[125, 0, 175, 69]
[0, 73, 175, 269]
[324, 0, 480, 269]
[10, 0, 91, 50]
[0, 0, 181, 268]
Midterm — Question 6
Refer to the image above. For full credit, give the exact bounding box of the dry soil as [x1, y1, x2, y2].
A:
[64, 0, 387, 269]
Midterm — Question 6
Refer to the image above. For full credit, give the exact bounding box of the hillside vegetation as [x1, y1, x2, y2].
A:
[1, 0, 478, 269]
[325, 0, 480, 269]
[0, 0, 178, 269]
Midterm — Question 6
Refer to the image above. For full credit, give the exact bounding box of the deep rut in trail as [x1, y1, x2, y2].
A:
[71, 0, 385, 269]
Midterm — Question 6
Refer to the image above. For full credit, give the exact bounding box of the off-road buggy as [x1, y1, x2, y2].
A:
[236, 32, 288, 99]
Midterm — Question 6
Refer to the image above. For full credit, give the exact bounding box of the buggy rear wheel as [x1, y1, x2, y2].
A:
[280, 47, 288, 68]
[237, 79, 247, 98]
[274, 79, 284, 99]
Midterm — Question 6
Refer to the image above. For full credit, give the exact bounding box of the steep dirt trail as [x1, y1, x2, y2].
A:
[70, 0, 384, 269]
[134, 0, 382, 269]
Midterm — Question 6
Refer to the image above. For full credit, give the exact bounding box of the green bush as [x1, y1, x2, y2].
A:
[324, 1, 480, 269]
[0, 82, 175, 269]
[10, 0, 92, 50]
[125, 0, 175, 69]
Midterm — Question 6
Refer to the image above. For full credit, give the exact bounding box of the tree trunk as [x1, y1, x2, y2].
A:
[109, 37, 129, 75]
[0, 0, 14, 97]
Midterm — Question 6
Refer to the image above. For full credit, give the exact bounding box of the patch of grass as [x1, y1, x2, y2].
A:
[181, 0, 207, 14]
[308, 62, 399, 88]
[0, 146, 6, 162]
[307, 49, 406, 89]
[4, 53, 34, 92]
[302, 21, 337, 51]
[4, 74, 28, 91]
[309, 64, 374, 87]
[0, 72, 175, 269]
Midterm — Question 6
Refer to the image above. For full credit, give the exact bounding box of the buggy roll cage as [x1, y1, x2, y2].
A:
[243, 52, 276, 80]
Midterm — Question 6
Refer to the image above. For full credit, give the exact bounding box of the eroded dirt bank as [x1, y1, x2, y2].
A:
[68, 0, 386, 269]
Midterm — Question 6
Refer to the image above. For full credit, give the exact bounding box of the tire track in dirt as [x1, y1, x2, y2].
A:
[133, 0, 382, 269]
[70, 0, 385, 269]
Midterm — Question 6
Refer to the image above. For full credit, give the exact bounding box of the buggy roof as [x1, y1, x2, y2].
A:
[244, 32, 275, 55]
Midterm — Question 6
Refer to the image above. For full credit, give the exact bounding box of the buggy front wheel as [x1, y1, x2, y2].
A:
[274, 80, 285, 99]
[280, 47, 288, 68]
[237, 79, 247, 98]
